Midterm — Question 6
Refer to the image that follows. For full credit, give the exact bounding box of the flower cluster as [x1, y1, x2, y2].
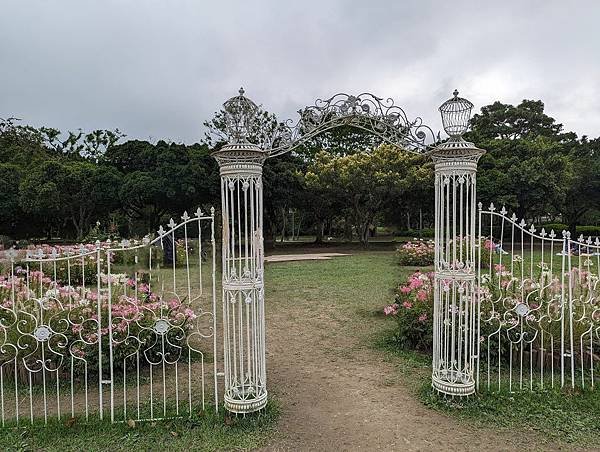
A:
[397, 240, 435, 266]
[383, 271, 434, 351]
[0, 266, 199, 377]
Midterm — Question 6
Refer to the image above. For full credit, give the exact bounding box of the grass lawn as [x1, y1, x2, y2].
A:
[0, 402, 279, 452]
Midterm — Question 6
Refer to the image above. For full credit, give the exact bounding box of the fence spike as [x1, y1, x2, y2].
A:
[181, 211, 190, 221]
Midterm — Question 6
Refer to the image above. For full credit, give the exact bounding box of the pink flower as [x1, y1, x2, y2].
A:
[400, 286, 411, 294]
[416, 290, 428, 302]
[383, 304, 398, 316]
[168, 298, 181, 309]
[418, 313, 428, 323]
[402, 301, 412, 309]
[409, 277, 423, 289]
[183, 308, 197, 320]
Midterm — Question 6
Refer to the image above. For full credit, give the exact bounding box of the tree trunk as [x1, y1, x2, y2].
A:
[344, 217, 353, 242]
[280, 207, 287, 243]
[315, 221, 325, 243]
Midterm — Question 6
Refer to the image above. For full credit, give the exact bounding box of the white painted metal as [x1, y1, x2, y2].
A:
[0, 209, 218, 425]
[212, 143, 269, 414]
[430, 138, 484, 396]
[430, 92, 485, 396]
[476, 206, 600, 391]
[211, 89, 271, 414]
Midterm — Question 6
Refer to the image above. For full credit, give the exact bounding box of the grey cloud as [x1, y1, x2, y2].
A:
[1, 0, 599, 142]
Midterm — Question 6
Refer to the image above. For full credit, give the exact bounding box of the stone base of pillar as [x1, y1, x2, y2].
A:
[432, 371, 475, 396]
[224, 390, 268, 414]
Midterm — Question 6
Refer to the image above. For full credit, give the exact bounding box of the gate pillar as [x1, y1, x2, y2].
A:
[212, 89, 268, 413]
[430, 91, 485, 396]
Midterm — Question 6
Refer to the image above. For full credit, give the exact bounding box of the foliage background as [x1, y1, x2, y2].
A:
[1, 97, 598, 244]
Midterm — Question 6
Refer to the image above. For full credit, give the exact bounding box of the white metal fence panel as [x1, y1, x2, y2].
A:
[477, 204, 600, 392]
[0, 208, 219, 425]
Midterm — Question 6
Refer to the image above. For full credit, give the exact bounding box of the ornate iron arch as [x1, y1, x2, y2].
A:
[267, 92, 440, 157]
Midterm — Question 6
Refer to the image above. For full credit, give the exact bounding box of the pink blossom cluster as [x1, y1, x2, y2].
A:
[0, 267, 199, 350]
[384, 271, 434, 324]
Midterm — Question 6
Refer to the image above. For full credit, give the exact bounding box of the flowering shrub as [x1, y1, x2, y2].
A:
[397, 240, 434, 266]
[385, 254, 599, 369]
[0, 267, 198, 380]
[384, 271, 434, 351]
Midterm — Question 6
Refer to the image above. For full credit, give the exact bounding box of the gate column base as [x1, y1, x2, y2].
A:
[432, 374, 475, 397]
[224, 391, 268, 414]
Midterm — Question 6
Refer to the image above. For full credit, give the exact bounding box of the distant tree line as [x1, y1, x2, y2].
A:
[0, 98, 598, 246]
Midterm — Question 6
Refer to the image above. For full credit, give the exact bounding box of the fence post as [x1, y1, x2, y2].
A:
[430, 91, 485, 396]
[211, 89, 269, 414]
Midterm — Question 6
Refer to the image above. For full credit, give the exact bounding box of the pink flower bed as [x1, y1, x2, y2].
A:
[397, 240, 434, 266]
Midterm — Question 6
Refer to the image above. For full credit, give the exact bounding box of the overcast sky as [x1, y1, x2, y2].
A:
[1, 1, 599, 143]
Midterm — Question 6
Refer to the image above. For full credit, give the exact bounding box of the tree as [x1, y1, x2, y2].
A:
[562, 137, 600, 233]
[305, 145, 424, 246]
[18, 160, 66, 238]
[469, 100, 573, 220]
[61, 162, 123, 239]
[0, 164, 23, 237]
[106, 140, 219, 233]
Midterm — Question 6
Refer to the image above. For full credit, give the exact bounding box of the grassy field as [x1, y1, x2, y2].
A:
[0, 403, 279, 451]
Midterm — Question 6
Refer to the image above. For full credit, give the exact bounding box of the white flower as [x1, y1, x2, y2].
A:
[45, 288, 59, 298]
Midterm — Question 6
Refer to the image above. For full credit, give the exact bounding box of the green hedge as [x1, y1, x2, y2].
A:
[395, 228, 435, 238]
[541, 224, 600, 237]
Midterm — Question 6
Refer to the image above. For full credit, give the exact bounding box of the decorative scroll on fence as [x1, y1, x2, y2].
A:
[0, 208, 218, 425]
[476, 204, 600, 392]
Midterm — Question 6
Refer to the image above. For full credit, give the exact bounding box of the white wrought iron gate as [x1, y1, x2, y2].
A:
[477, 204, 600, 392]
[0, 208, 220, 425]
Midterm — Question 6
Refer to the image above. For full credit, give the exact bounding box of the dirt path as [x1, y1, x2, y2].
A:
[260, 253, 579, 452]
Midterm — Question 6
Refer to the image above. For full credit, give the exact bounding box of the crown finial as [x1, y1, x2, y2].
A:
[222, 87, 258, 143]
[453, 89, 459, 98]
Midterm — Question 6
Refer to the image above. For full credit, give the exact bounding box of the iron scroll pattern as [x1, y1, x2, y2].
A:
[0, 208, 219, 426]
[476, 204, 600, 392]
[268, 93, 439, 157]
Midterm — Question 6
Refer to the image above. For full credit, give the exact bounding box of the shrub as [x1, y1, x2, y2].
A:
[395, 228, 435, 238]
[397, 240, 435, 266]
[576, 225, 600, 237]
[384, 271, 434, 351]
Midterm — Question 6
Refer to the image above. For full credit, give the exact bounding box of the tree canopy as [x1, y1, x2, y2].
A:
[0, 95, 597, 244]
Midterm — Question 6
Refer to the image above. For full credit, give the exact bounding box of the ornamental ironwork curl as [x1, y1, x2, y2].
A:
[267, 92, 439, 157]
